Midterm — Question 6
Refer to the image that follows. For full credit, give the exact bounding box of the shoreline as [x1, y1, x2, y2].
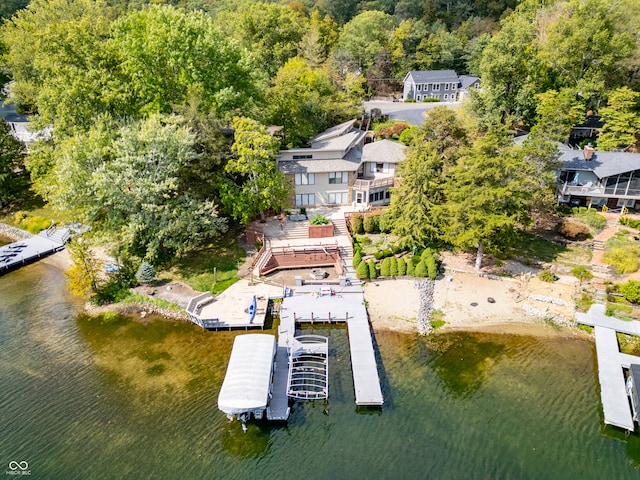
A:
[3, 223, 585, 338]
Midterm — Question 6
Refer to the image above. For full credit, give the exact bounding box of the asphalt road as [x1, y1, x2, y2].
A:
[362, 100, 462, 127]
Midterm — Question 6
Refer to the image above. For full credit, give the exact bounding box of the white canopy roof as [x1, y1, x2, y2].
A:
[217, 334, 276, 416]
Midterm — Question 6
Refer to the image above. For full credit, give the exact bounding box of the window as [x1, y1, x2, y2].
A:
[444, 83, 449, 90]
[295, 193, 315, 206]
[433, 84, 440, 91]
[329, 172, 348, 184]
[292, 154, 312, 160]
[328, 192, 348, 204]
[416, 95, 421, 101]
[617, 198, 635, 208]
[443, 94, 448, 100]
[294, 173, 315, 185]
[417, 84, 422, 91]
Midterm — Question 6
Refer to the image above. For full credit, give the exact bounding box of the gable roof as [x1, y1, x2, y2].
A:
[458, 75, 480, 89]
[362, 139, 406, 164]
[559, 144, 640, 179]
[404, 70, 459, 84]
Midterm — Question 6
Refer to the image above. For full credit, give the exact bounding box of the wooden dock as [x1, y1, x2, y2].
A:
[347, 314, 384, 406]
[575, 304, 640, 431]
[0, 227, 70, 274]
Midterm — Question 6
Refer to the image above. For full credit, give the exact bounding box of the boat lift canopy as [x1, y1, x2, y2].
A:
[218, 334, 276, 417]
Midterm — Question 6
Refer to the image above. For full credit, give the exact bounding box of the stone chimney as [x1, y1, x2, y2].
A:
[584, 143, 595, 160]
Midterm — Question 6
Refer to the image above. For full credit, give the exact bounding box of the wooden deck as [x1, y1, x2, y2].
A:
[0, 228, 70, 274]
[575, 304, 640, 431]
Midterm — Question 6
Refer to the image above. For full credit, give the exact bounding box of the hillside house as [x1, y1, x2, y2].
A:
[276, 120, 406, 209]
[557, 143, 640, 210]
[402, 70, 479, 102]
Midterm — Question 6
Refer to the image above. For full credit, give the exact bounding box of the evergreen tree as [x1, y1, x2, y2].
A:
[356, 260, 369, 280]
[406, 258, 415, 276]
[135, 261, 156, 285]
[414, 260, 427, 277]
[367, 259, 378, 279]
[597, 87, 640, 151]
[380, 257, 391, 277]
[397, 257, 407, 276]
[389, 256, 398, 277]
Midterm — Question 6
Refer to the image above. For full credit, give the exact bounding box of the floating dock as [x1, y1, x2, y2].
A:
[279, 285, 384, 407]
[0, 227, 70, 274]
[576, 304, 640, 431]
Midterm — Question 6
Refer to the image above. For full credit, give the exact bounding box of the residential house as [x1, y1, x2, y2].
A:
[557, 143, 640, 210]
[402, 70, 479, 102]
[276, 120, 406, 209]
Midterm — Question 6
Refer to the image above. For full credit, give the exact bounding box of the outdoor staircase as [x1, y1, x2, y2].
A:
[592, 239, 606, 251]
[280, 220, 308, 240]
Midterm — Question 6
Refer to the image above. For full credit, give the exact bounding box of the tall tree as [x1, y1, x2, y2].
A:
[218, 2, 307, 78]
[443, 125, 534, 270]
[597, 87, 640, 151]
[386, 145, 444, 249]
[217, 117, 292, 224]
[0, 119, 27, 208]
[333, 10, 396, 72]
[529, 89, 584, 142]
[45, 115, 228, 262]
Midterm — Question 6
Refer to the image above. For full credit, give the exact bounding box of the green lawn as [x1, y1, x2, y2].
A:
[164, 229, 246, 294]
[509, 232, 592, 266]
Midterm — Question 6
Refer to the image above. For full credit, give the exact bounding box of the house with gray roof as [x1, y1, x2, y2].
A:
[402, 70, 478, 102]
[276, 120, 406, 208]
[557, 143, 640, 210]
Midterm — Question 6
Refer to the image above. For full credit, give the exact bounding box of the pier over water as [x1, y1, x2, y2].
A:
[0, 226, 70, 274]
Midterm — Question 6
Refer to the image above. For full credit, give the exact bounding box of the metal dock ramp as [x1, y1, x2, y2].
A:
[266, 319, 294, 421]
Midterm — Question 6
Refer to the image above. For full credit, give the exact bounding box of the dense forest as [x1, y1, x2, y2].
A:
[0, 0, 639, 274]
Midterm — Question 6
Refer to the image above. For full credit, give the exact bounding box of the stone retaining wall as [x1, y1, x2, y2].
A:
[0, 222, 33, 242]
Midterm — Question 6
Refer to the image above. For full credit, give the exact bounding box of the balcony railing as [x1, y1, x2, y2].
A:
[561, 184, 605, 196]
[352, 176, 394, 191]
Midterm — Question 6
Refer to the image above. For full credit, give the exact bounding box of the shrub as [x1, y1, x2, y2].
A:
[380, 257, 391, 276]
[538, 270, 556, 282]
[351, 213, 364, 234]
[619, 280, 640, 304]
[571, 207, 607, 230]
[389, 256, 398, 277]
[363, 213, 379, 233]
[620, 216, 640, 230]
[356, 260, 369, 280]
[397, 257, 407, 276]
[352, 251, 362, 268]
[310, 214, 330, 225]
[135, 262, 156, 285]
[425, 255, 438, 279]
[422, 97, 440, 102]
[571, 266, 593, 283]
[406, 258, 415, 276]
[367, 259, 378, 279]
[603, 246, 640, 273]
[377, 213, 392, 233]
[414, 260, 428, 277]
[355, 234, 371, 245]
[19, 216, 52, 234]
[557, 220, 590, 240]
[399, 126, 417, 144]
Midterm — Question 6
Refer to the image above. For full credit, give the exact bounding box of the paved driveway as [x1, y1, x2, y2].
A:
[363, 100, 462, 127]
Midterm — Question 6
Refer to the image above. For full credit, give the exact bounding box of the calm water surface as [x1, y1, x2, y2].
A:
[1, 260, 640, 479]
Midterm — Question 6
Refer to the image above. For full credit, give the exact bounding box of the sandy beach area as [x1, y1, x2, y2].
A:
[364, 270, 579, 335]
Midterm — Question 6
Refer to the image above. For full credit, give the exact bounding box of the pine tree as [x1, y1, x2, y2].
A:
[389, 256, 398, 277]
[135, 261, 156, 285]
[406, 258, 415, 276]
[380, 257, 391, 276]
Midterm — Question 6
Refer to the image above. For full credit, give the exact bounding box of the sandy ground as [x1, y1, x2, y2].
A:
[34, 238, 581, 337]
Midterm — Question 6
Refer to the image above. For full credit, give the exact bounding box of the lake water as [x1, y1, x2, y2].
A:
[1, 260, 640, 479]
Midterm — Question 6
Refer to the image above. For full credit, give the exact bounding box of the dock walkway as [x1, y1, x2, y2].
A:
[0, 227, 70, 274]
[277, 286, 384, 408]
[576, 304, 640, 431]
